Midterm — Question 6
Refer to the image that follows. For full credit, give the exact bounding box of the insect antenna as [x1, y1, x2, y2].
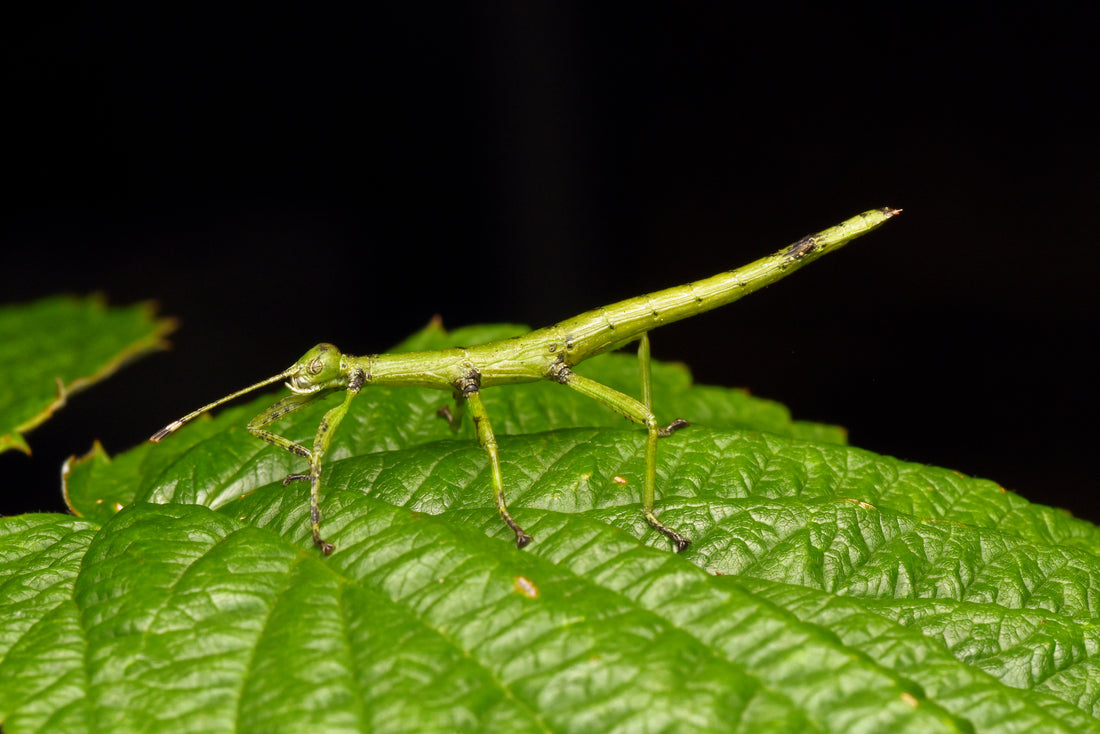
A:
[149, 369, 295, 442]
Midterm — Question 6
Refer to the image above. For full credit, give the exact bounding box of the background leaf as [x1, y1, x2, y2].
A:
[3, 322, 1099, 733]
[0, 296, 176, 454]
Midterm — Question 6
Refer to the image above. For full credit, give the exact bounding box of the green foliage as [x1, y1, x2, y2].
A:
[3, 320, 1099, 733]
[0, 296, 176, 454]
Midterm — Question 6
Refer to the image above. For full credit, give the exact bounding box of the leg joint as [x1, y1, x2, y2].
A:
[456, 368, 482, 397]
[348, 367, 367, 391]
[547, 361, 573, 385]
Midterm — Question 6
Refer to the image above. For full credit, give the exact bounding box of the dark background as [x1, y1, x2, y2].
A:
[5, 5, 1097, 522]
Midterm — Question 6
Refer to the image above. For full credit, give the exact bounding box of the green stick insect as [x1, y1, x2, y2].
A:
[152, 207, 900, 555]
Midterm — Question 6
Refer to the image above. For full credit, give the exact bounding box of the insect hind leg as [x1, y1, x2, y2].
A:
[548, 362, 691, 553]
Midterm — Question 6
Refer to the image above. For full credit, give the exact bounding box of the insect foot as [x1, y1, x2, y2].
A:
[659, 418, 690, 437]
[645, 511, 691, 553]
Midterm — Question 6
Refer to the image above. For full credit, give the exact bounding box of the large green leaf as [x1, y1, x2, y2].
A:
[2, 322, 1099, 733]
[0, 296, 176, 454]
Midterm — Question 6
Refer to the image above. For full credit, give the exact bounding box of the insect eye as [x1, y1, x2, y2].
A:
[309, 358, 324, 375]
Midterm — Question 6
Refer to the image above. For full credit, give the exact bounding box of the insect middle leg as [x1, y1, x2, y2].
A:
[459, 375, 532, 548]
[436, 390, 466, 432]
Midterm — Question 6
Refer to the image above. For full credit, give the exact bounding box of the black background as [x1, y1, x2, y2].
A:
[5, 5, 1098, 522]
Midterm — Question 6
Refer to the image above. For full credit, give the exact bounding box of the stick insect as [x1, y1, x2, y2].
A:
[152, 207, 899, 555]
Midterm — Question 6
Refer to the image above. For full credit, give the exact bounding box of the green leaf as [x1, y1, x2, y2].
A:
[0, 296, 176, 454]
[3, 322, 1100, 733]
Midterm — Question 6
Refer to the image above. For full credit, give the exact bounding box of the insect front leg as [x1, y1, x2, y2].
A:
[296, 374, 366, 555]
[247, 374, 364, 555]
[247, 391, 332, 551]
[247, 392, 326, 466]
[548, 362, 690, 552]
[459, 372, 532, 548]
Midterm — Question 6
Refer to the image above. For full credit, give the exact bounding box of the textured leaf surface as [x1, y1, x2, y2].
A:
[0, 296, 175, 454]
[3, 322, 1099, 733]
